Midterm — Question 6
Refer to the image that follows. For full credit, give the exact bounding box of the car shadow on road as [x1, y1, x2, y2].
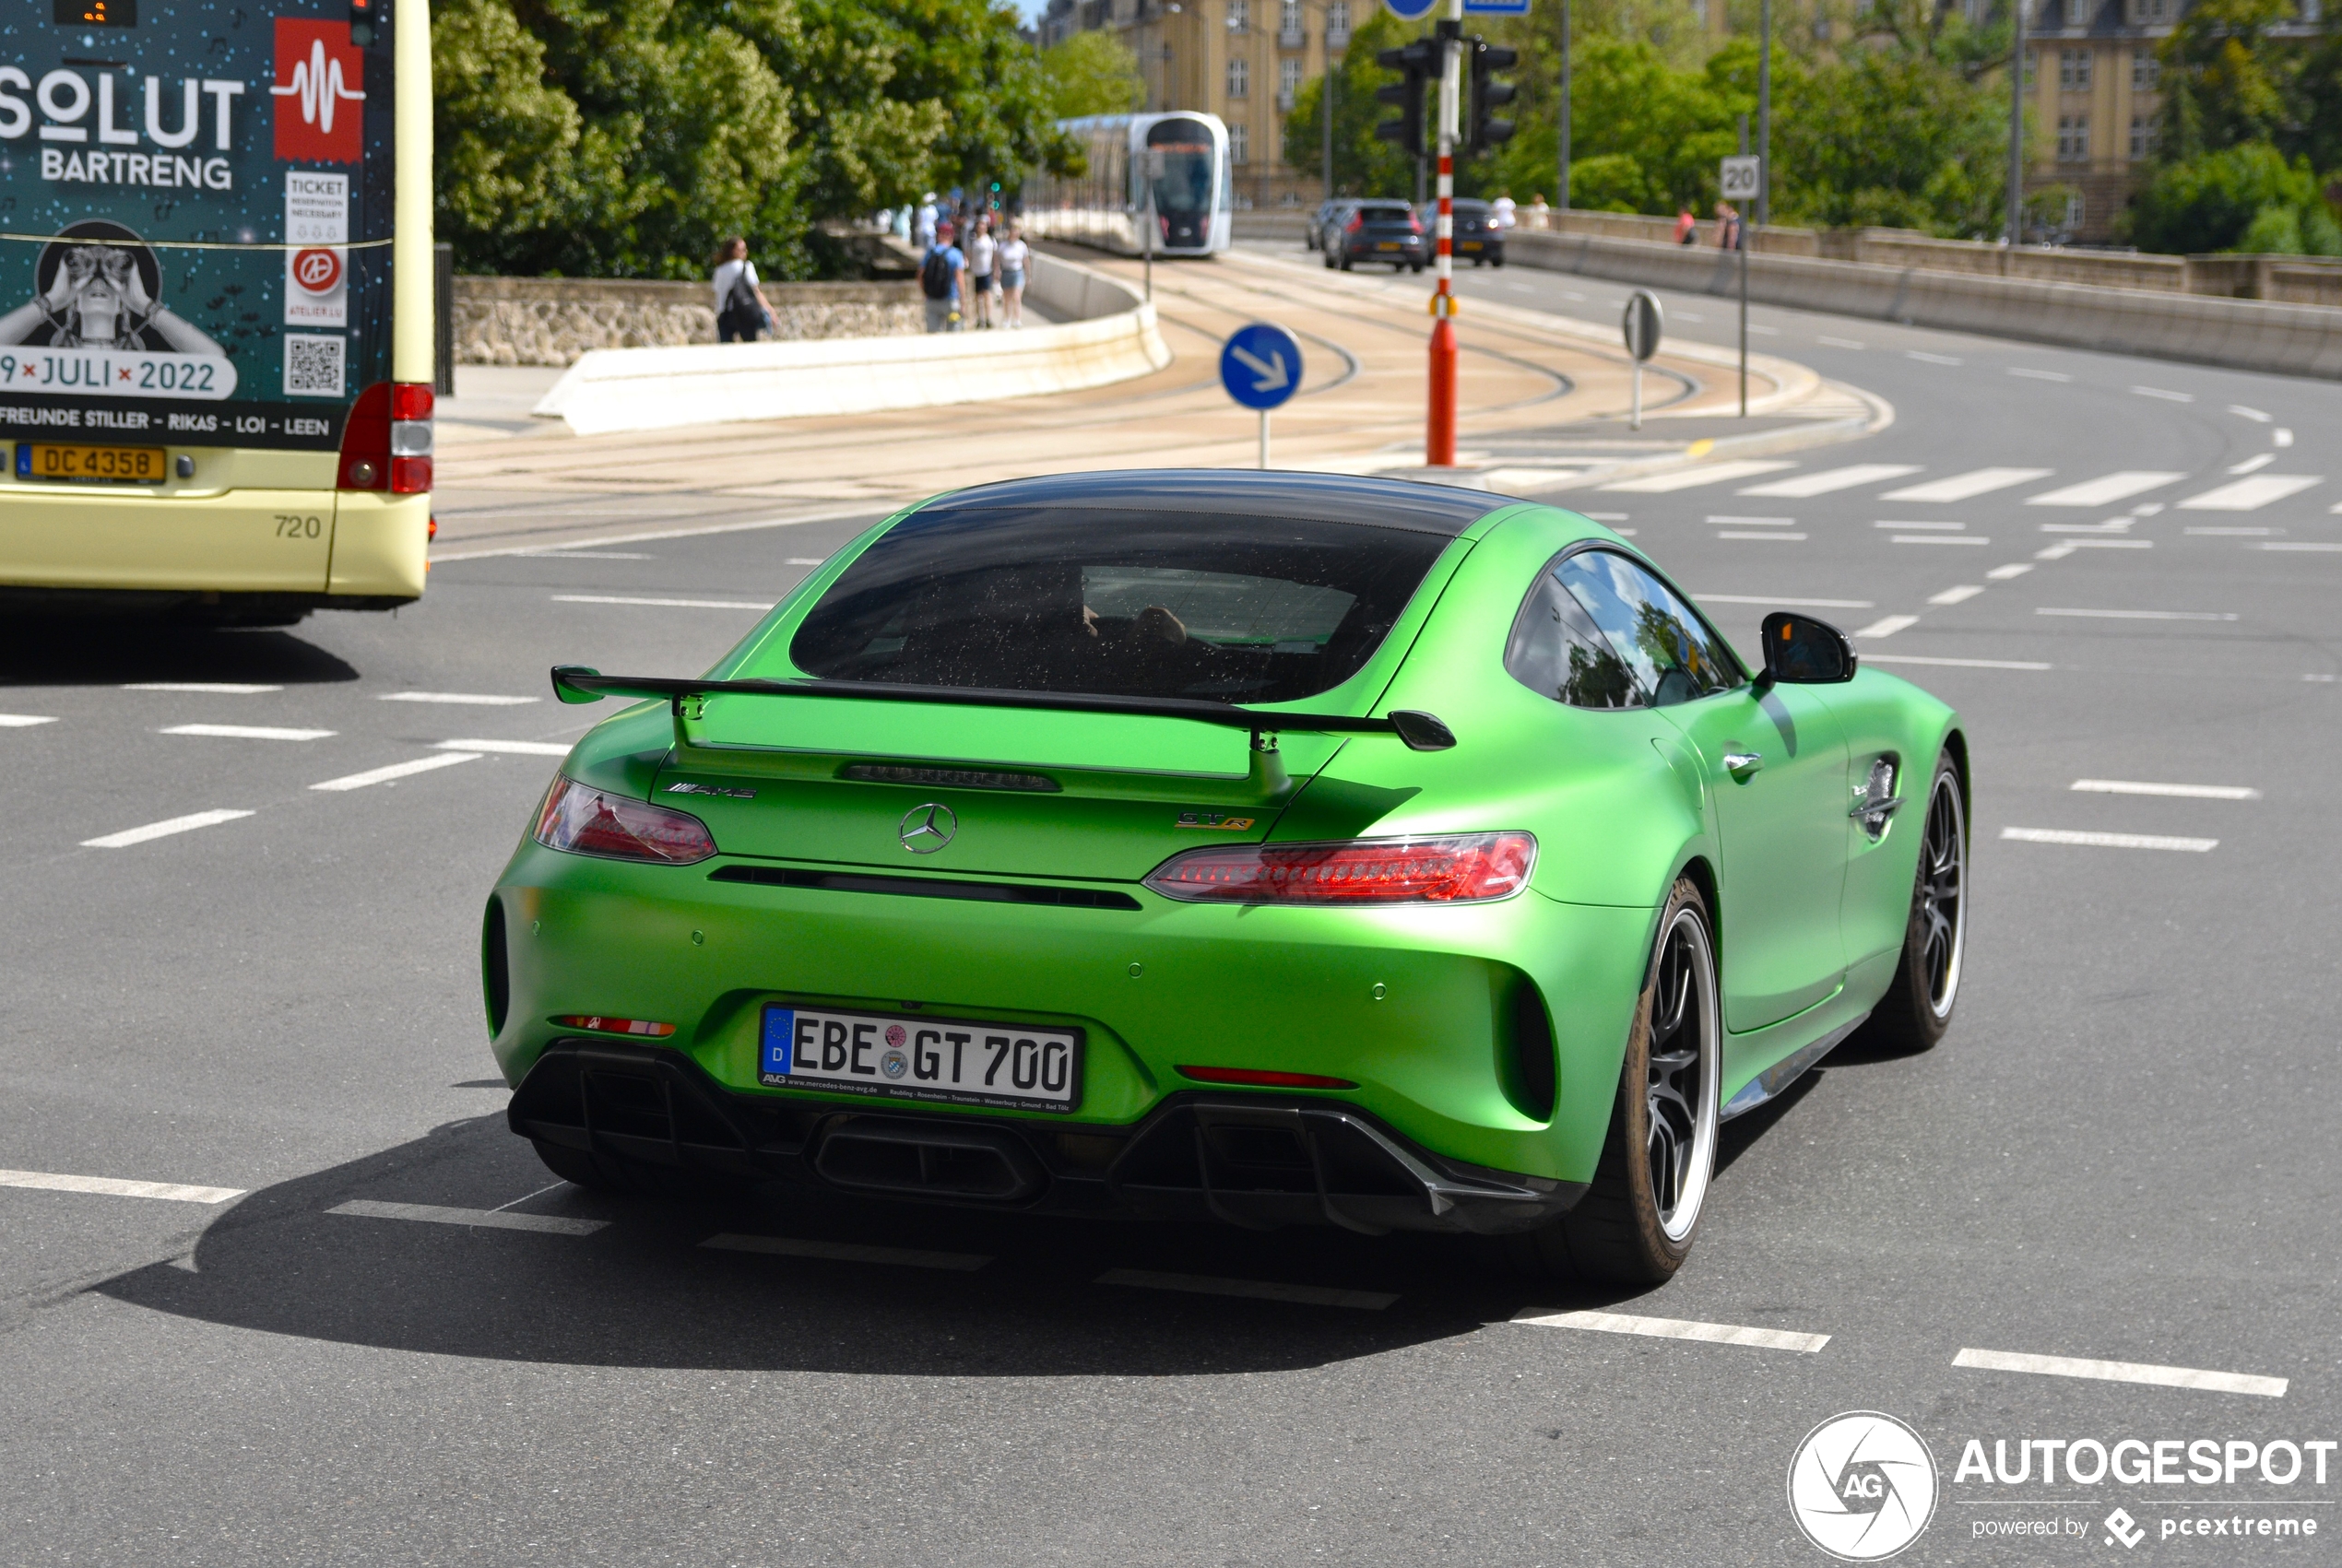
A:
[93, 1110, 1650, 1376]
[0, 616, 359, 687]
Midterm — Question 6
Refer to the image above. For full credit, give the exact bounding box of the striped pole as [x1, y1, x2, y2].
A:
[1426, 3, 1461, 466]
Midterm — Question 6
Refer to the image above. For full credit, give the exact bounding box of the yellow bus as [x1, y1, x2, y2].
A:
[1, 0, 432, 626]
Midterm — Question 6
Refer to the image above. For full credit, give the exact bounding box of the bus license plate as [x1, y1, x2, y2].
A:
[18, 443, 170, 483]
[760, 1004, 1082, 1113]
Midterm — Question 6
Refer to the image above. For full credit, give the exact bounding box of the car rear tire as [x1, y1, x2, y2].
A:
[1340, 253, 1354, 271]
[1508, 878, 1721, 1284]
[1323, 250, 1336, 268]
[1409, 261, 1425, 274]
[1862, 753, 1967, 1052]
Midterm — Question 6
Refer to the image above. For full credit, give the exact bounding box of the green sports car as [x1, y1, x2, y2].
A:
[485, 471, 1968, 1282]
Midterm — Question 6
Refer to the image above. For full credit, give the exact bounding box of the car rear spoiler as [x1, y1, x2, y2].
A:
[550, 666, 1457, 779]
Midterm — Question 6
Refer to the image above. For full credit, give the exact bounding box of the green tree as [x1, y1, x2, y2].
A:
[2155, 0, 2299, 162]
[1282, 10, 1436, 198]
[1041, 29, 1145, 118]
[1768, 37, 2013, 235]
[2127, 142, 2316, 253]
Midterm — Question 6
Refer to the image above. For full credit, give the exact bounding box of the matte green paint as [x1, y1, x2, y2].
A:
[489, 497, 1960, 1188]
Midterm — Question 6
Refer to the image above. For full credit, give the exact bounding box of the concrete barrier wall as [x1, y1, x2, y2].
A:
[1505, 230, 2342, 379]
[532, 250, 1173, 436]
[452, 277, 921, 366]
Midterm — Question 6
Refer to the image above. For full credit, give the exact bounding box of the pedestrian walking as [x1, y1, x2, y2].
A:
[919, 220, 966, 334]
[1491, 190, 1518, 230]
[915, 194, 938, 249]
[1713, 201, 1744, 251]
[966, 218, 997, 329]
[711, 237, 775, 343]
[1674, 204, 1698, 245]
[996, 224, 1030, 329]
[1527, 194, 1550, 231]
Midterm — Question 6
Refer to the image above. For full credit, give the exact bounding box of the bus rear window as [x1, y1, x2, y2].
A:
[787, 509, 1449, 704]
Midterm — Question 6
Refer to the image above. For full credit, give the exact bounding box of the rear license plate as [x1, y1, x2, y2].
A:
[761, 1005, 1082, 1114]
[17, 442, 169, 483]
[1460, 240, 1484, 251]
[1377, 242, 1401, 251]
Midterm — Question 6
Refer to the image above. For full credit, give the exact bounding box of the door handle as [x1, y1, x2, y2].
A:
[1721, 751, 1764, 782]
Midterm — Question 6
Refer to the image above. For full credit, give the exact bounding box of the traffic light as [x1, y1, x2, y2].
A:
[1375, 38, 1438, 158]
[1468, 38, 1518, 155]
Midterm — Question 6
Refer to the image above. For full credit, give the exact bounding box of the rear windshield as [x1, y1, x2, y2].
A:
[788, 508, 1450, 704]
[1357, 204, 1413, 219]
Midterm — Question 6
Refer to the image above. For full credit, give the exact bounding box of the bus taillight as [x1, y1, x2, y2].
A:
[337, 382, 434, 494]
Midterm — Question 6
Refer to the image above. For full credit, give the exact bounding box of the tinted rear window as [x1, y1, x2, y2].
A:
[788, 509, 1450, 704]
[1357, 205, 1413, 219]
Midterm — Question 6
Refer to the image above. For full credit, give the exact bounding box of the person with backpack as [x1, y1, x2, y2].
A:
[920, 220, 965, 333]
[712, 237, 775, 343]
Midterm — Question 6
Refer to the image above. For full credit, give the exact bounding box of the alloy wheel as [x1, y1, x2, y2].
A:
[1645, 906, 1720, 1243]
[1917, 771, 1967, 1019]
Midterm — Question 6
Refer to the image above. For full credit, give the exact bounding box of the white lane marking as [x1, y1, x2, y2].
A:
[122, 682, 282, 694]
[82, 808, 254, 849]
[703, 1232, 991, 1271]
[1954, 1347, 2284, 1398]
[1875, 519, 1965, 530]
[2184, 525, 2277, 536]
[312, 753, 482, 792]
[2309, 673, 2339, 682]
[1851, 614, 1920, 639]
[0, 1168, 243, 1204]
[2274, 428, 2292, 447]
[2262, 541, 2342, 551]
[785, 556, 827, 565]
[1707, 514, 1798, 525]
[2007, 368, 2072, 383]
[379, 691, 539, 706]
[2002, 828, 2218, 852]
[435, 738, 572, 756]
[1908, 350, 1962, 365]
[2225, 454, 2275, 475]
[2131, 385, 2194, 402]
[2037, 607, 2238, 621]
[2026, 471, 2186, 507]
[2134, 501, 2166, 515]
[1928, 584, 1986, 605]
[160, 724, 335, 741]
[514, 549, 657, 560]
[2039, 520, 2138, 533]
[2176, 475, 2322, 512]
[1096, 1267, 1396, 1311]
[1895, 535, 1989, 546]
[0, 714, 57, 727]
[2073, 779, 2260, 799]
[1677, 311, 1705, 322]
[2228, 404, 2271, 422]
[1717, 531, 1808, 541]
[1867, 654, 2052, 670]
[1739, 464, 1922, 498]
[430, 503, 878, 564]
[1695, 595, 1875, 608]
[1818, 335, 1865, 348]
[1512, 1308, 1829, 1353]
[1601, 460, 1796, 492]
[1580, 512, 1629, 522]
[1747, 324, 1780, 335]
[1986, 563, 2034, 580]
[1562, 289, 1587, 301]
[2038, 539, 2153, 556]
[550, 595, 775, 610]
[328, 1198, 607, 1236]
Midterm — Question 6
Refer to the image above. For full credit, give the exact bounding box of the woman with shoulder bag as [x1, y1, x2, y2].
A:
[713, 237, 776, 343]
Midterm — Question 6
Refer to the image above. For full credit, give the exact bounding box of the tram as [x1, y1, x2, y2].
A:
[1020, 113, 1233, 258]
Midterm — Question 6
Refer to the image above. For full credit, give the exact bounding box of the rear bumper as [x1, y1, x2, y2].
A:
[512, 1038, 1584, 1235]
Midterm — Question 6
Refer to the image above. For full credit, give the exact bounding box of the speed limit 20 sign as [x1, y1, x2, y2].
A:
[1720, 156, 1762, 201]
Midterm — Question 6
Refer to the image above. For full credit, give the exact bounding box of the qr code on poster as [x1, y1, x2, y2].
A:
[283, 334, 345, 397]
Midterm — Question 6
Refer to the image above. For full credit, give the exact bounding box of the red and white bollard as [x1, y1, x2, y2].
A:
[1426, 23, 1461, 467]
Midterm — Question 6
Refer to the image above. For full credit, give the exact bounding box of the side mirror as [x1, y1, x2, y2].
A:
[1759, 613, 1858, 685]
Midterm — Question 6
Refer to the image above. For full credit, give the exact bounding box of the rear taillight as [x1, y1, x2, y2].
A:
[1142, 832, 1535, 905]
[1345, 213, 1364, 232]
[337, 381, 434, 494]
[533, 775, 716, 865]
[1409, 213, 1425, 234]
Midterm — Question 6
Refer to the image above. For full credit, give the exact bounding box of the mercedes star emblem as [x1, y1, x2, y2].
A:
[898, 802, 956, 854]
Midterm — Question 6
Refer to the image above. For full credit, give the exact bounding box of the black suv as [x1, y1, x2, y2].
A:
[1325, 200, 1426, 272]
[1417, 198, 1506, 266]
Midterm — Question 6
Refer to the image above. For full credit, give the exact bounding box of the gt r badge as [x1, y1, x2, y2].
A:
[667, 782, 756, 800]
[1176, 811, 1255, 831]
[899, 802, 956, 853]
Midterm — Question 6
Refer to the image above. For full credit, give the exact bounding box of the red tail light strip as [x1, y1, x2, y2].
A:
[1177, 1066, 1356, 1090]
[533, 775, 717, 865]
[1142, 832, 1536, 905]
[553, 1015, 677, 1038]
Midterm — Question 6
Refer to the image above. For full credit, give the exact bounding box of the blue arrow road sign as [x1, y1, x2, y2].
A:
[1382, 0, 1442, 24]
[1219, 322, 1302, 412]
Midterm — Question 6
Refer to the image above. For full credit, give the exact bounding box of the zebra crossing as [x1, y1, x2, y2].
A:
[1600, 461, 2331, 516]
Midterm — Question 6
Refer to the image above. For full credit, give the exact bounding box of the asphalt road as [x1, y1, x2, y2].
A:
[3, 258, 2338, 1566]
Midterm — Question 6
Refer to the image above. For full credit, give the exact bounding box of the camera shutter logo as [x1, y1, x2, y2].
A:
[291, 248, 342, 296]
[1787, 1412, 1938, 1561]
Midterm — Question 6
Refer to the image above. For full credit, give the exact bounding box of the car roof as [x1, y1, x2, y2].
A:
[910, 469, 1508, 537]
